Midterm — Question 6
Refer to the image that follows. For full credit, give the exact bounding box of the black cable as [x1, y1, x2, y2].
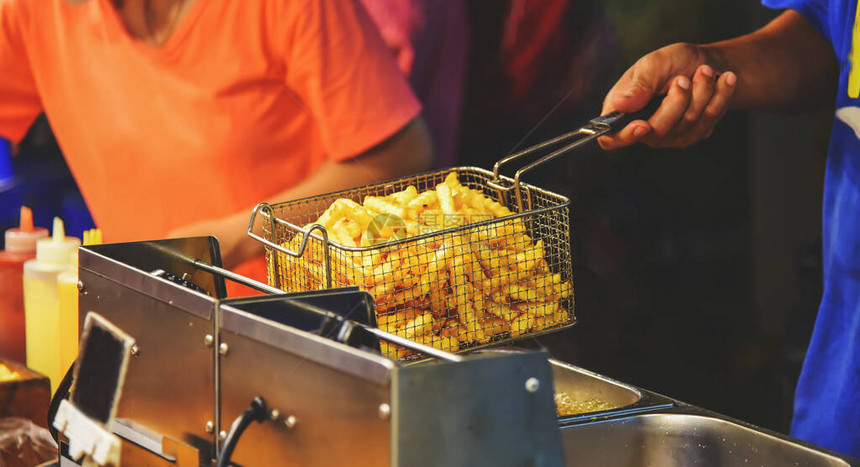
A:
[48, 360, 76, 442]
[216, 396, 268, 467]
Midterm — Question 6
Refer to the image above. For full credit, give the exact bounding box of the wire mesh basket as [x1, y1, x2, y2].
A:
[248, 135, 582, 359]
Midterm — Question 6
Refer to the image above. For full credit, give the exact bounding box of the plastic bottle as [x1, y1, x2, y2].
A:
[0, 207, 49, 363]
[57, 228, 101, 376]
[23, 217, 80, 392]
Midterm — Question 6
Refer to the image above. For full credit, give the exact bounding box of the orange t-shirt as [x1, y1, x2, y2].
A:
[0, 0, 420, 246]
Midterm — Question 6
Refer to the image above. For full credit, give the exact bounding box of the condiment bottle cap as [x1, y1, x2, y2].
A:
[5, 206, 49, 253]
[35, 217, 80, 265]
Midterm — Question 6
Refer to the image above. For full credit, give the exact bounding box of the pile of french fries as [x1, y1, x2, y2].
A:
[275, 173, 572, 358]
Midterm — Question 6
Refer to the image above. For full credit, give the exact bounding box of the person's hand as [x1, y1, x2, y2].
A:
[598, 43, 738, 150]
[167, 210, 261, 269]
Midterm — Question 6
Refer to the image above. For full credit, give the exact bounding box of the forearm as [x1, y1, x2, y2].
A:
[702, 10, 837, 112]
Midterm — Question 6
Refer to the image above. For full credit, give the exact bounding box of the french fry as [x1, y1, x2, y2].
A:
[486, 301, 519, 321]
[532, 304, 563, 332]
[315, 198, 354, 228]
[415, 332, 460, 353]
[431, 317, 448, 333]
[559, 281, 573, 299]
[479, 316, 510, 337]
[510, 312, 536, 338]
[436, 182, 456, 215]
[444, 172, 462, 189]
[398, 312, 433, 339]
[408, 190, 438, 208]
[482, 267, 530, 294]
[428, 286, 447, 315]
[384, 286, 423, 312]
[513, 240, 544, 272]
[504, 284, 543, 303]
[391, 185, 419, 205]
[452, 323, 473, 344]
[376, 313, 400, 330]
[330, 219, 357, 247]
[364, 196, 407, 219]
[525, 301, 558, 317]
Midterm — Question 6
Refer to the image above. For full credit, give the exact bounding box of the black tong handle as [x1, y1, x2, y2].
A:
[589, 97, 665, 133]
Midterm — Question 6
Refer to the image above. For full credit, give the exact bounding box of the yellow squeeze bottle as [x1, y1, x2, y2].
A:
[58, 228, 101, 377]
[23, 217, 80, 392]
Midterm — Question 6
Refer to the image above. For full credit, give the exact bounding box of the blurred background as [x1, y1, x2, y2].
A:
[0, 0, 830, 435]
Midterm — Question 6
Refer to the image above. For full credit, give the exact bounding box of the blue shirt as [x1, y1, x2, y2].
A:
[762, 0, 860, 457]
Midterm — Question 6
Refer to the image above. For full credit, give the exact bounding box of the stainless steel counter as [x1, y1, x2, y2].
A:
[548, 358, 858, 466]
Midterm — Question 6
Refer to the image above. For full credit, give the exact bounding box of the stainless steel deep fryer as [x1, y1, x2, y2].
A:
[71, 237, 564, 466]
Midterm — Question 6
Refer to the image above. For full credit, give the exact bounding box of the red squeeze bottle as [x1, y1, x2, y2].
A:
[0, 207, 49, 363]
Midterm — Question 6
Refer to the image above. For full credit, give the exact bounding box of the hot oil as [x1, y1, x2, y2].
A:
[554, 392, 615, 416]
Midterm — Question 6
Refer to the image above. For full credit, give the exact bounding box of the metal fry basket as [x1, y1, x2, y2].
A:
[248, 132, 585, 359]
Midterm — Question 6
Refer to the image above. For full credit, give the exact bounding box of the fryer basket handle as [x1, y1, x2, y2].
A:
[247, 203, 333, 289]
[489, 129, 597, 213]
[490, 99, 663, 213]
[490, 129, 584, 183]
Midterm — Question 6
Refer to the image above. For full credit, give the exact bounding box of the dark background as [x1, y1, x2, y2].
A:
[457, 0, 831, 433]
[0, 0, 831, 435]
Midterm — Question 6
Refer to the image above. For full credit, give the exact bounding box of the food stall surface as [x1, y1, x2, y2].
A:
[548, 354, 856, 465]
[560, 412, 852, 466]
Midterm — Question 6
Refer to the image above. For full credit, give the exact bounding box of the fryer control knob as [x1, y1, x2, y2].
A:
[525, 377, 540, 393]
